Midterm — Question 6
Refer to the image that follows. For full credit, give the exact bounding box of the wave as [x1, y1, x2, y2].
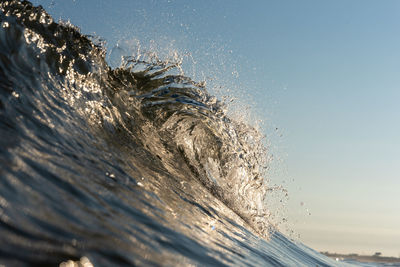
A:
[0, 1, 344, 266]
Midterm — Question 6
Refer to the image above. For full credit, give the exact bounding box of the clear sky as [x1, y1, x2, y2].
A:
[32, 0, 400, 257]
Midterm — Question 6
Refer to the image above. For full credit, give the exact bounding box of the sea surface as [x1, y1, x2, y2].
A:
[0, 1, 390, 266]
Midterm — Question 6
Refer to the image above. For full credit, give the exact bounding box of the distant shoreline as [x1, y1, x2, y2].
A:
[321, 252, 400, 264]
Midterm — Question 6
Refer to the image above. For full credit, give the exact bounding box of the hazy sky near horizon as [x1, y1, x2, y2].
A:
[32, 0, 400, 257]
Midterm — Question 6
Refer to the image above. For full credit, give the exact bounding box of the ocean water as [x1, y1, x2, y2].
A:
[0, 1, 376, 266]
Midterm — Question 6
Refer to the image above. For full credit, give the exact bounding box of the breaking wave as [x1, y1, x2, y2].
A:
[0, 1, 343, 266]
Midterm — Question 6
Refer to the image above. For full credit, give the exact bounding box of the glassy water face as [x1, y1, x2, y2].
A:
[0, 1, 359, 266]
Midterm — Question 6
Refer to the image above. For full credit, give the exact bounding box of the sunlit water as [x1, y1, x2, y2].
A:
[0, 1, 375, 266]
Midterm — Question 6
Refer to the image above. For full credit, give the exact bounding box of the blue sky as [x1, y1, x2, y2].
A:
[32, 0, 400, 257]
